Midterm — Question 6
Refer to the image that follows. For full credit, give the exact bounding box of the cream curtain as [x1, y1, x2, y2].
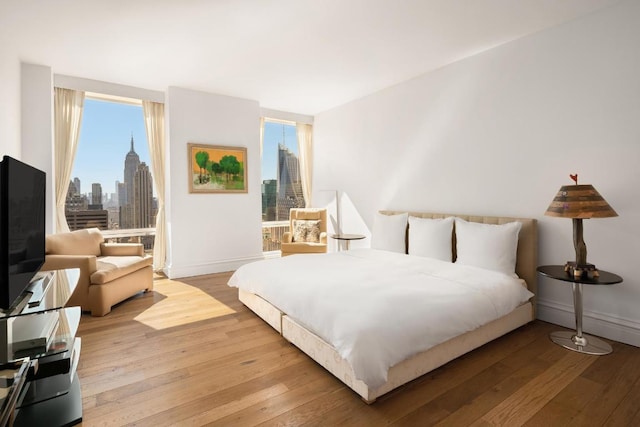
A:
[54, 88, 85, 233]
[296, 123, 313, 207]
[142, 100, 167, 271]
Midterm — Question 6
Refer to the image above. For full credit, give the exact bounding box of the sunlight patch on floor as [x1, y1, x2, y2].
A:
[134, 279, 236, 330]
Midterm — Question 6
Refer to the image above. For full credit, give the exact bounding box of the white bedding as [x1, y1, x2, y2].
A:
[228, 249, 533, 388]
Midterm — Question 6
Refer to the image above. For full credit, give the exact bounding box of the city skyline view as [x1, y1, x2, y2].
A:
[72, 98, 297, 195]
[72, 98, 150, 196]
[65, 97, 156, 234]
[262, 121, 298, 182]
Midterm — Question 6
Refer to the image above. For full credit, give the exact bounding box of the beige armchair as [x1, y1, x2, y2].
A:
[41, 228, 153, 316]
[281, 208, 328, 256]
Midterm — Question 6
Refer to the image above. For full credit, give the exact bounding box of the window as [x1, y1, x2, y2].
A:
[261, 119, 305, 252]
[67, 94, 157, 251]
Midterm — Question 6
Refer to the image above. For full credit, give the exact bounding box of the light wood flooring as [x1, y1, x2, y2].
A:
[76, 272, 640, 426]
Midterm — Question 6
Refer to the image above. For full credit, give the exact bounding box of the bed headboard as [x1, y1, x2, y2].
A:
[380, 211, 538, 308]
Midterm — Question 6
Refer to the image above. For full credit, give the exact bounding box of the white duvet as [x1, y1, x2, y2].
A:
[228, 249, 533, 388]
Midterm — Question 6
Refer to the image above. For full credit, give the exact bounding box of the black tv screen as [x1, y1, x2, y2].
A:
[0, 156, 46, 310]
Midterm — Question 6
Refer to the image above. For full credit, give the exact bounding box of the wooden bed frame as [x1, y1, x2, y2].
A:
[238, 211, 538, 403]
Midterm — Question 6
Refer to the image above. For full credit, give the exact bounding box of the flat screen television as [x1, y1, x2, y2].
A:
[0, 156, 46, 310]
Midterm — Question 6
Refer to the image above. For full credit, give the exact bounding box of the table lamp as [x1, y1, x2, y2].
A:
[545, 174, 617, 279]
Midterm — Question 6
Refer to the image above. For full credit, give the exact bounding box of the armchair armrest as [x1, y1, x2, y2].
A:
[41, 254, 97, 274]
[319, 232, 327, 245]
[41, 254, 97, 311]
[100, 243, 144, 257]
[283, 232, 293, 244]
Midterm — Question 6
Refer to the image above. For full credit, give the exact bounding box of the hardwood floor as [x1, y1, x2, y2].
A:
[76, 272, 640, 426]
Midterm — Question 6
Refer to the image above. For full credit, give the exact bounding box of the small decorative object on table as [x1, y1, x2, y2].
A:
[544, 173, 618, 280]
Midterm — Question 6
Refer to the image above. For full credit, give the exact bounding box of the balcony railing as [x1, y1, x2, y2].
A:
[102, 224, 287, 255]
[102, 228, 156, 255]
[262, 221, 289, 253]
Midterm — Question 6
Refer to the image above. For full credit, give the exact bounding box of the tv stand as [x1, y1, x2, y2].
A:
[0, 269, 82, 427]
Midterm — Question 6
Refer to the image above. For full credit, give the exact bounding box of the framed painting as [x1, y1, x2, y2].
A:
[188, 143, 248, 193]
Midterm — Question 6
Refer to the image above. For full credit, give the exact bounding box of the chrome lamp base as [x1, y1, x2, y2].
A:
[550, 281, 612, 356]
[550, 330, 612, 355]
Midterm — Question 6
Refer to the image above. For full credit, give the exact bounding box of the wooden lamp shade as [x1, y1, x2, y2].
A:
[545, 183, 617, 279]
[545, 185, 618, 219]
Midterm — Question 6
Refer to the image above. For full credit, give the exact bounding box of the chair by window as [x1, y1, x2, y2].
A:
[281, 209, 328, 256]
[41, 228, 153, 316]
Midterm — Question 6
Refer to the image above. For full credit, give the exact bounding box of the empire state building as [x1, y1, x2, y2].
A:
[121, 136, 140, 229]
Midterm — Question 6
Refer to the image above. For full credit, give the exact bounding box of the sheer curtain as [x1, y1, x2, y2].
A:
[142, 100, 167, 271]
[54, 88, 85, 232]
[296, 123, 313, 207]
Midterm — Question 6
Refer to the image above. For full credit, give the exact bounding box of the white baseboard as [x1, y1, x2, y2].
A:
[537, 298, 640, 348]
[165, 254, 266, 279]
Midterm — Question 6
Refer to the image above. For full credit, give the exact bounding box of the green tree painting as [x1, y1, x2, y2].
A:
[194, 151, 209, 184]
[189, 144, 247, 193]
[219, 155, 241, 182]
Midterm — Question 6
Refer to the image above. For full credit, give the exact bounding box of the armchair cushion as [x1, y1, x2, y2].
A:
[100, 242, 144, 257]
[91, 255, 153, 285]
[293, 210, 325, 220]
[281, 242, 327, 255]
[46, 228, 103, 256]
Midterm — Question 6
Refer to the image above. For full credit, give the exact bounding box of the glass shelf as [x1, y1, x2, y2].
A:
[0, 269, 80, 319]
[9, 307, 81, 361]
[0, 358, 31, 426]
[0, 268, 82, 426]
[1, 269, 80, 364]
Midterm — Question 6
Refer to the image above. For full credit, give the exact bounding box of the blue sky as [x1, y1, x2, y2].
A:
[73, 99, 150, 195]
[262, 121, 298, 181]
[73, 99, 297, 194]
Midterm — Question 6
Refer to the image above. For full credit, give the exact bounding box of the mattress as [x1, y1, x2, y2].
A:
[228, 248, 533, 388]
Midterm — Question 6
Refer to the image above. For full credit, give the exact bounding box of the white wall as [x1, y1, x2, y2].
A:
[21, 63, 55, 234]
[54, 75, 165, 103]
[314, 0, 640, 346]
[0, 53, 21, 157]
[166, 87, 262, 278]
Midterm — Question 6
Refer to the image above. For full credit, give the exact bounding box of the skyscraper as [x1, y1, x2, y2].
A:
[65, 186, 87, 212]
[68, 180, 78, 196]
[116, 181, 126, 208]
[133, 162, 153, 228]
[73, 177, 81, 195]
[90, 183, 103, 209]
[276, 144, 305, 220]
[262, 179, 277, 221]
[121, 136, 140, 229]
[66, 181, 106, 230]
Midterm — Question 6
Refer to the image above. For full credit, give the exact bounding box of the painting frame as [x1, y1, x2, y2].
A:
[188, 143, 248, 194]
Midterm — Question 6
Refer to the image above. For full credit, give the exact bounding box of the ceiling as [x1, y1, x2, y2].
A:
[1, 0, 622, 115]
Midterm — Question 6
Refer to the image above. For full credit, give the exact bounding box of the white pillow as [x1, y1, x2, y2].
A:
[454, 218, 522, 275]
[371, 212, 408, 253]
[408, 216, 454, 261]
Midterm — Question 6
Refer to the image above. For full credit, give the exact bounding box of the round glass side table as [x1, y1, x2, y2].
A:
[329, 234, 365, 251]
[537, 265, 622, 355]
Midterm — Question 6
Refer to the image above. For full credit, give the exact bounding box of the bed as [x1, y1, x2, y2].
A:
[228, 211, 538, 403]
